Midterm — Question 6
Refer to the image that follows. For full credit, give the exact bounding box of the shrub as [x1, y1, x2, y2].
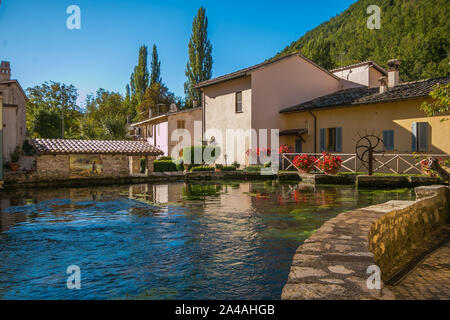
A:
[264, 161, 272, 168]
[315, 153, 342, 174]
[154, 160, 178, 172]
[222, 166, 236, 171]
[245, 165, 262, 172]
[183, 145, 221, 165]
[231, 161, 240, 169]
[293, 155, 316, 172]
[190, 166, 215, 172]
[215, 164, 224, 170]
[158, 156, 173, 161]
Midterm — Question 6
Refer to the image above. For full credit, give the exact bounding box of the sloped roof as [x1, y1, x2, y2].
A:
[280, 76, 450, 114]
[330, 61, 387, 75]
[194, 52, 339, 89]
[0, 80, 29, 101]
[31, 139, 163, 155]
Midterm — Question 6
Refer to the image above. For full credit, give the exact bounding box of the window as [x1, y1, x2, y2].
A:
[235, 91, 243, 113]
[383, 130, 394, 151]
[147, 124, 153, 138]
[320, 127, 342, 152]
[327, 128, 337, 152]
[177, 120, 186, 129]
[412, 122, 429, 152]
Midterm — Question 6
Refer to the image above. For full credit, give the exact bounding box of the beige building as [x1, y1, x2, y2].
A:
[195, 53, 387, 166]
[0, 61, 28, 163]
[196, 54, 449, 166]
[130, 107, 202, 159]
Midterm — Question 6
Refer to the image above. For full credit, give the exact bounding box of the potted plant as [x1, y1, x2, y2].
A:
[315, 153, 342, 175]
[293, 154, 316, 174]
[9, 147, 21, 172]
[215, 163, 223, 172]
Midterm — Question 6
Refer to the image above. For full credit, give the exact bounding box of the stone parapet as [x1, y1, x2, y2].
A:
[282, 185, 449, 300]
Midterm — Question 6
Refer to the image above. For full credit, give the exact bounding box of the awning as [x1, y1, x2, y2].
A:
[278, 129, 308, 137]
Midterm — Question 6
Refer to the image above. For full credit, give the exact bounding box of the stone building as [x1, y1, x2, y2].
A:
[0, 61, 28, 164]
[30, 139, 163, 180]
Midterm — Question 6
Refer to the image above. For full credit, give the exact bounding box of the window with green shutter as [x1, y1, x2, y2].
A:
[383, 130, 394, 151]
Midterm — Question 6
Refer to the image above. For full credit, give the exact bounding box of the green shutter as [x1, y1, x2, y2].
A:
[411, 122, 417, 152]
[336, 128, 342, 152]
[418, 122, 429, 152]
[320, 128, 325, 152]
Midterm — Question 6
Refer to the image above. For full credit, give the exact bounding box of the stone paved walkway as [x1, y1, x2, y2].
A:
[389, 241, 450, 300]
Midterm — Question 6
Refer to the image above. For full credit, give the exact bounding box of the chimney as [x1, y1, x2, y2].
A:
[387, 59, 400, 88]
[378, 76, 387, 94]
[0, 61, 11, 81]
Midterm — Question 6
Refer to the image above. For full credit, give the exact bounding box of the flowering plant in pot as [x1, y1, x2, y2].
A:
[279, 145, 294, 154]
[9, 147, 21, 172]
[315, 153, 342, 175]
[293, 154, 316, 173]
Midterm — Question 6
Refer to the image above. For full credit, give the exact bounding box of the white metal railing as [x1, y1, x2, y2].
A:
[281, 153, 450, 174]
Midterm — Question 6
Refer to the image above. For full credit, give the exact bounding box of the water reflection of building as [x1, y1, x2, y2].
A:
[128, 183, 184, 204]
[0, 198, 27, 231]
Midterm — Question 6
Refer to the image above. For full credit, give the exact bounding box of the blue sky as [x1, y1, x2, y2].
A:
[0, 0, 357, 105]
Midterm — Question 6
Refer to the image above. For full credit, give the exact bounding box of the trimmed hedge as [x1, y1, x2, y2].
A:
[183, 145, 221, 165]
[190, 166, 215, 172]
[154, 160, 178, 172]
[158, 156, 173, 161]
[221, 166, 236, 172]
[245, 165, 263, 172]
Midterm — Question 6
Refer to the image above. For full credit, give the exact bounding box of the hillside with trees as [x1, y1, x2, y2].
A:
[276, 0, 449, 81]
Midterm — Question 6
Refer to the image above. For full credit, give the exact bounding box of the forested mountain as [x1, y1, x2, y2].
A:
[276, 0, 449, 81]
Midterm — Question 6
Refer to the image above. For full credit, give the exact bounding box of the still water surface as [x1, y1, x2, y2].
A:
[0, 181, 414, 299]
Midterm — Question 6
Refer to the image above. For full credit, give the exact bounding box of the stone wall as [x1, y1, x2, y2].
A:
[369, 185, 449, 280]
[101, 155, 129, 177]
[282, 185, 449, 300]
[36, 155, 70, 179]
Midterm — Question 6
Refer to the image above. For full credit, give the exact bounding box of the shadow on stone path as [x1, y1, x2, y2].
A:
[389, 241, 450, 300]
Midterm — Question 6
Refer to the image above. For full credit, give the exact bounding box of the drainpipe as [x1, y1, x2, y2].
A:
[308, 110, 317, 154]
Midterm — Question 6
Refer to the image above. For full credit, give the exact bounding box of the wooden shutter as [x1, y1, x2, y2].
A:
[411, 122, 417, 152]
[383, 130, 394, 151]
[336, 128, 342, 152]
[418, 122, 429, 152]
[320, 128, 325, 152]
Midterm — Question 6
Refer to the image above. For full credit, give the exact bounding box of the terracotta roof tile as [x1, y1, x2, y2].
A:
[280, 76, 450, 113]
[31, 139, 163, 156]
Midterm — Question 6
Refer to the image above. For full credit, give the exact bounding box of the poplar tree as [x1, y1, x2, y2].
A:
[131, 45, 149, 104]
[150, 44, 162, 85]
[184, 7, 213, 108]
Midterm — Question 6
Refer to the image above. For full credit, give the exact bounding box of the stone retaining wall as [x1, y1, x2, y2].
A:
[281, 185, 449, 300]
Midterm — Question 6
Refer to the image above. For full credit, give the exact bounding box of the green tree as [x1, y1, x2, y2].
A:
[131, 45, 150, 104]
[29, 107, 61, 139]
[150, 44, 162, 86]
[276, 0, 450, 81]
[26, 81, 80, 139]
[83, 89, 130, 139]
[184, 7, 213, 107]
[421, 83, 450, 117]
[101, 114, 129, 140]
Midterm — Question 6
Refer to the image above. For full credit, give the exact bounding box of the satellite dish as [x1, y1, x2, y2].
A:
[169, 103, 178, 113]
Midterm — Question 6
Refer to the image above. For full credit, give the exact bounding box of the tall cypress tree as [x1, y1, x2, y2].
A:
[131, 45, 149, 105]
[184, 7, 213, 107]
[150, 44, 162, 85]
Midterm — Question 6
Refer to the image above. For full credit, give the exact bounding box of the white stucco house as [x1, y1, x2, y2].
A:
[195, 52, 386, 166]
